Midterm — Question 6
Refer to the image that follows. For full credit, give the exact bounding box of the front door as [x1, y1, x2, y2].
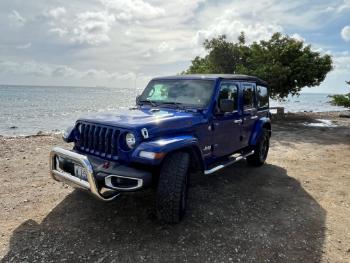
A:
[212, 81, 242, 157]
[241, 82, 258, 147]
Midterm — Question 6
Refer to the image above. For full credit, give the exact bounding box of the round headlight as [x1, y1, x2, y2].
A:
[125, 133, 136, 149]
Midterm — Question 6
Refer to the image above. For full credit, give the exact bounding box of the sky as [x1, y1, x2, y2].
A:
[0, 0, 349, 94]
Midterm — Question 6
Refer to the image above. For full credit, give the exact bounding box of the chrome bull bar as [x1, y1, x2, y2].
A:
[49, 147, 120, 201]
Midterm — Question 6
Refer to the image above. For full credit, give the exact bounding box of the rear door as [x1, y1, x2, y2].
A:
[256, 85, 269, 118]
[241, 82, 258, 147]
[212, 81, 242, 157]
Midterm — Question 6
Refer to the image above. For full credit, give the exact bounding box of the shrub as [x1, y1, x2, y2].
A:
[329, 94, 350, 108]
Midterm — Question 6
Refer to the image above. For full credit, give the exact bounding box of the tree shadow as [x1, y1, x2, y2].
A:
[272, 118, 350, 146]
[2, 163, 325, 262]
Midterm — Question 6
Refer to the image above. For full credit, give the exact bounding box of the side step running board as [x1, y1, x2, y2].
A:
[204, 150, 254, 175]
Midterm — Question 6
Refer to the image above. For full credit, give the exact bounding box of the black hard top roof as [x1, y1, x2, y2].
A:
[152, 74, 268, 86]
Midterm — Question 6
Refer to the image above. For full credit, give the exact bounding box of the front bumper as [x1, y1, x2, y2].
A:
[49, 147, 151, 201]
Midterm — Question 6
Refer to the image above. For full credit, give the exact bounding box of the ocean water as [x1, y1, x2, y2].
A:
[0, 85, 137, 136]
[0, 85, 346, 136]
[269, 93, 346, 113]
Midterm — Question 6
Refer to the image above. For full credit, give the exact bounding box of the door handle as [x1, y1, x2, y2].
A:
[234, 119, 242, 124]
[251, 115, 258, 120]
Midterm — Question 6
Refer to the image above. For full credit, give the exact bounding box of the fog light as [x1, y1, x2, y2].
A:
[139, 151, 165, 159]
[55, 156, 62, 171]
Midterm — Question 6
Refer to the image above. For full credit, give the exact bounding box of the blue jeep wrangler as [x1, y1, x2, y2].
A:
[50, 74, 271, 223]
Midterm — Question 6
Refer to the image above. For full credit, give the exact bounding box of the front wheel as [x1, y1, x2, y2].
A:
[156, 152, 190, 224]
[247, 128, 270, 166]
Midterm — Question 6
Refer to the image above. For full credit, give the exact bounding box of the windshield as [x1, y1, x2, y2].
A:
[138, 79, 215, 108]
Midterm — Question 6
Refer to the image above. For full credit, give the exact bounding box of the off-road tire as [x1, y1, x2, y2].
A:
[156, 152, 190, 224]
[247, 128, 270, 167]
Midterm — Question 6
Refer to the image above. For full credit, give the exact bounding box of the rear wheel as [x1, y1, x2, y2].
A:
[156, 152, 190, 224]
[247, 128, 270, 166]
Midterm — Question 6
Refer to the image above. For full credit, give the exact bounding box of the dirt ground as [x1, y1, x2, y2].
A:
[0, 112, 349, 262]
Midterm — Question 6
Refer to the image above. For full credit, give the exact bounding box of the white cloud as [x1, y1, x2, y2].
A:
[49, 11, 116, 45]
[195, 9, 283, 45]
[313, 50, 350, 94]
[51, 65, 77, 78]
[47, 7, 66, 20]
[49, 28, 68, 37]
[16, 43, 32, 49]
[341, 25, 350, 42]
[0, 60, 139, 82]
[140, 41, 176, 59]
[8, 10, 26, 27]
[101, 0, 205, 25]
[0, 60, 51, 76]
[101, 0, 165, 21]
[333, 53, 350, 73]
[70, 11, 115, 45]
[158, 0, 205, 23]
[291, 33, 305, 42]
[0, 59, 155, 87]
[0, 0, 349, 93]
[157, 42, 174, 53]
[337, 0, 350, 13]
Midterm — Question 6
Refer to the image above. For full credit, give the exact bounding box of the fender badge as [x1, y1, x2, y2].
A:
[203, 145, 212, 152]
[141, 128, 149, 139]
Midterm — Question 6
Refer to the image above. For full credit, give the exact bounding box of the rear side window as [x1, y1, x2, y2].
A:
[218, 82, 238, 111]
[243, 84, 255, 110]
[257, 86, 269, 108]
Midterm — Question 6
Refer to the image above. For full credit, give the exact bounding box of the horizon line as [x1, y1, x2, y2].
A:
[0, 83, 344, 95]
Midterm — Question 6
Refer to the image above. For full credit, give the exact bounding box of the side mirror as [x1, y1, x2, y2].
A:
[219, 99, 235, 113]
[136, 95, 141, 105]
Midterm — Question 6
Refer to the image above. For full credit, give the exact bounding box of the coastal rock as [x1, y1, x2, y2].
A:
[339, 112, 350, 118]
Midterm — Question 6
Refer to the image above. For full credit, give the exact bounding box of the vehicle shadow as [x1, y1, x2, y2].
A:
[2, 163, 325, 262]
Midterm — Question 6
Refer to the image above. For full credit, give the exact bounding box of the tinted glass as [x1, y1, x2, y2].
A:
[139, 79, 215, 108]
[243, 84, 255, 109]
[257, 86, 269, 108]
[218, 82, 238, 111]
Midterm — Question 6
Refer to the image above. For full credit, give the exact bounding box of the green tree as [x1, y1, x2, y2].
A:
[329, 81, 350, 108]
[185, 35, 243, 74]
[184, 33, 333, 99]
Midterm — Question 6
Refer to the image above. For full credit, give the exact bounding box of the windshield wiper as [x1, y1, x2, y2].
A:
[138, 99, 158, 107]
[160, 101, 184, 109]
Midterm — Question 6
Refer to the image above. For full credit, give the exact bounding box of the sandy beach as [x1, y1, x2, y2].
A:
[0, 111, 349, 262]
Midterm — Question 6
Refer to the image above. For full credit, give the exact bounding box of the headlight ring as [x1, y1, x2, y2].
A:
[125, 132, 136, 149]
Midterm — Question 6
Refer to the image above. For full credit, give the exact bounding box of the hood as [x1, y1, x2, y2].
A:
[77, 107, 203, 136]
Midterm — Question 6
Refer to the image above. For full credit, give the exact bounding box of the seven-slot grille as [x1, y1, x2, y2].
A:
[75, 122, 120, 159]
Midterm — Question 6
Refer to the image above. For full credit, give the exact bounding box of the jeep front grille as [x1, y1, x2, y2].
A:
[75, 122, 120, 160]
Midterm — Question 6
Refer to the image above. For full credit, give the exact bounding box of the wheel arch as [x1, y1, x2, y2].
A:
[177, 145, 205, 173]
[249, 117, 271, 146]
[263, 122, 272, 137]
[131, 135, 205, 171]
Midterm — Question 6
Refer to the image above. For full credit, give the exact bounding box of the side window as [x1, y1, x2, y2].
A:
[218, 82, 238, 112]
[257, 86, 269, 108]
[243, 84, 255, 110]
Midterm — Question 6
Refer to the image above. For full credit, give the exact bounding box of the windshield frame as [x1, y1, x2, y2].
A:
[138, 78, 216, 109]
